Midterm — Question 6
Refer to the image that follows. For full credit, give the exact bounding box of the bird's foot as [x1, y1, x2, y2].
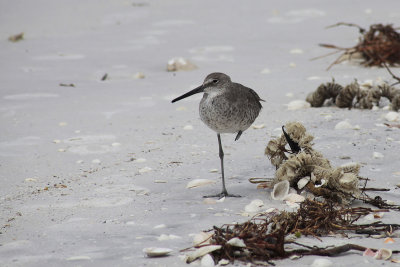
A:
[203, 191, 241, 199]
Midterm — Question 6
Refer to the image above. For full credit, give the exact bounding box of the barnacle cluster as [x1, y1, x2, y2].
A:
[265, 122, 361, 203]
[306, 79, 400, 111]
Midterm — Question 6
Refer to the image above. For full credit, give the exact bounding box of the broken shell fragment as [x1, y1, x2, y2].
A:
[271, 180, 290, 200]
[200, 254, 215, 267]
[167, 57, 197, 72]
[244, 199, 265, 213]
[143, 247, 173, 257]
[284, 193, 305, 203]
[186, 245, 222, 263]
[186, 179, 216, 189]
[297, 176, 310, 189]
[193, 232, 213, 246]
[226, 237, 246, 248]
[374, 248, 392, 260]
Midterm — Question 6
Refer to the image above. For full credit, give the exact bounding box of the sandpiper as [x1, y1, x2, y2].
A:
[172, 72, 264, 198]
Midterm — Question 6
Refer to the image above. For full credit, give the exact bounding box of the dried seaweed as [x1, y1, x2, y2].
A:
[319, 23, 400, 69]
[306, 79, 400, 111]
[199, 199, 400, 265]
[265, 122, 361, 204]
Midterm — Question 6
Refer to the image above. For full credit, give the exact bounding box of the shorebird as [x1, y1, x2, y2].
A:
[172, 73, 264, 198]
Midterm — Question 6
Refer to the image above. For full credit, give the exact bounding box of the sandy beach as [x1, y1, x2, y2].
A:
[1, 0, 400, 266]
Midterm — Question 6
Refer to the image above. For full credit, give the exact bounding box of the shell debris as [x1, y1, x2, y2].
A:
[244, 199, 265, 213]
[226, 237, 246, 248]
[271, 180, 290, 200]
[287, 100, 311, 110]
[187, 179, 216, 189]
[186, 245, 222, 263]
[167, 57, 197, 72]
[252, 123, 265, 129]
[200, 254, 215, 267]
[143, 247, 173, 257]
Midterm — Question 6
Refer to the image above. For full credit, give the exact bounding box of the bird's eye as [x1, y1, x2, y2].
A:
[212, 79, 219, 84]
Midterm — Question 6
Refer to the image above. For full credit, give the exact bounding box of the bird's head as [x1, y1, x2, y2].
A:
[171, 72, 231, 103]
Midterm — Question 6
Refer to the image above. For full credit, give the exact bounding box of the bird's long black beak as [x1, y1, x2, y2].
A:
[171, 85, 204, 103]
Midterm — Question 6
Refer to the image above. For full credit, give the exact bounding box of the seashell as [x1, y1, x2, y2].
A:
[271, 180, 290, 200]
[153, 224, 166, 229]
[289, 62, 296, 68]
[136, 158, 147, 163]
[285, 201, 300, 209]
[193, 232, 213, 246]
[290, 48, 304, 54]
[335, 120, 352, 130]
[287, 100, 311, 110]
[200, 253, 215, 267]
[374, 248, 392, 260]
[209, 169, 218, 173]
[186, 245, 222, 263]
[384, 237, 395, 244]
[310, 172, 316, 182]
[252, 123, 265, 129]
[314, 179, 326, 188]
[226, 237, 246, 248]
[244, 199, 265, 213]
[139, 166, 152, 173]
[373, 152, 384, 159]
[384, 111, 399, 122]
[363, 248, 376, 257]
[134, 72, 145, 79]
[167, 57, 197, 72]
[297, 176, 310, 189]
[310, 258, 333, 267]
[143, 247, 173, 257]
[284, 193, 305, 203]
[157, 234, 181, 241]
[92, 159, 101, 164]
[187, 179, 216, 189]
[183, 125, 193, 130]
[218, 259, 230, 265]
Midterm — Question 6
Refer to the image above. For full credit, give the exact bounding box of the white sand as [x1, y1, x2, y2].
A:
[1, 0, 400, 266]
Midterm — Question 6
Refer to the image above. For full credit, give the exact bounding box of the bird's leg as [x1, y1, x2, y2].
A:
[203, 133, 240, 198]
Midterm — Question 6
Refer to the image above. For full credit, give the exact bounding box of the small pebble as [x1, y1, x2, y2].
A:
[133, 72, 145, 79]
[58, 122, 68, 127]
[139, 167, 152, 173]
[136, 158, 147, 163]
[287, 100, 310, 110]
[92, 159, 101, 164]
[252, 123, 265, 129]
[385, 111, 399, 122]
[335, 120, 352, 130]
[58, 148, 66, 152]
[76, 160, 84, 164]
[53, 139, 61, 144]
[289, 48, 304, 54]
[183, 125, 194, 130]
[289, 62, 296, 68]
[111, 142, 121, 147]
[154, 224, 166, 229]
[373, 152, 384, 159]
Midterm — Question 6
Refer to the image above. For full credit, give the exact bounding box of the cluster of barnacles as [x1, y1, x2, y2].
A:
[265, 122, 361, 203]
[306, 79, 400, 111]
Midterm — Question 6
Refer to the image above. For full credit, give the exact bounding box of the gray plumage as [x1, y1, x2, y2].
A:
[172, 72, 264, 197]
